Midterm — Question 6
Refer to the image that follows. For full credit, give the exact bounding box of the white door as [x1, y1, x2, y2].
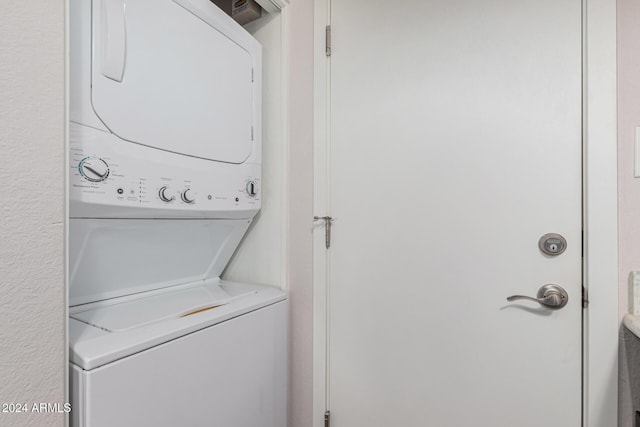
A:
[318, 0, 583, 426]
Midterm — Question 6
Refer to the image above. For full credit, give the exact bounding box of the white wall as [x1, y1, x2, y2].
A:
[618, 0, 640, 319]
[618, 0, 640, 424]
[285, 1, 315, 426]
[223, 11, 287, 289]
[221, 3, 316, 426]
[0, 1, 66, 426]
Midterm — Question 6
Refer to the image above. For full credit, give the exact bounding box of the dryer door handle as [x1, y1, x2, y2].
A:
[100, 0, 126, 82]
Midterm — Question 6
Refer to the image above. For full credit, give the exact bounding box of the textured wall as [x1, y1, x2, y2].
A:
[618, 0, 640, 319]
[618, 1, 640, 425]
[0, 1, 66, 426]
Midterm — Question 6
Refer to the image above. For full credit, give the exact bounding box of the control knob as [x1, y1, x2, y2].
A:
[246, 180, 258, 197]
[79, 157, 109, 182]
[158, 186, 175, 203]
[181, 188, 195, 204]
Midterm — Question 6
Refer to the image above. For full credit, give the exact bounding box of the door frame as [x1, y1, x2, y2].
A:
[311, 0, 618, 426]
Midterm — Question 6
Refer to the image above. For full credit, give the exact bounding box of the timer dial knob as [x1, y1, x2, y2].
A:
[246, 180, 258, 197]
[181, 188, 195, 204]
[79, 157, 109, 182]
[158, 186, 175, 203]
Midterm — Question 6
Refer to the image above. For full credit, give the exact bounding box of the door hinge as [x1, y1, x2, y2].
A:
[314, 216, 334, 249]
[251, 126, 254, 141]
[251, 68, 254, 82]
[325, 25, 332, 57]
[582, 285, 589, 308]
[324, 410, 330, 427]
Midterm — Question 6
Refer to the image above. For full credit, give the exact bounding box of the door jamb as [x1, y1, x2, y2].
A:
[312, 1, 331, 426]
[582, 0, 618, 425]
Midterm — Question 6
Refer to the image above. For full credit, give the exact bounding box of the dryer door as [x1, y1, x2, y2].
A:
[91, 0, 260, 164]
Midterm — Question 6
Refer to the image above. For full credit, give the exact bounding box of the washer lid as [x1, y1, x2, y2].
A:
[69, 218, 252, 307]
[69, 280, 287, 370]
[71, 283, 256, 332]
[91, 0, 261, 163]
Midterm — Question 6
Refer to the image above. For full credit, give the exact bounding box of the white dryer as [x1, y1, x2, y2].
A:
[68, 1, 286, 426]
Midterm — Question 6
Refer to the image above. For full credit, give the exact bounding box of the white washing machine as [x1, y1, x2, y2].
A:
[68, 1, 286, 426]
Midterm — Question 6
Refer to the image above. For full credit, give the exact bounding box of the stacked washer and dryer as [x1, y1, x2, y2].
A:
[68, 1, 286, 426]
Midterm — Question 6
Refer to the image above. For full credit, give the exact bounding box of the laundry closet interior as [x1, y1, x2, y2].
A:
[67, 1, 289, 426]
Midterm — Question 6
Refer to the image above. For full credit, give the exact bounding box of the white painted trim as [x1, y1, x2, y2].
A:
[311, 1, 619, 426]
[65, 0, 70, 425]
[312, 1, 329, 426]
[583, 0, 618, 425]
[256, 0, 289, 14]
[281, 5, 291, 293]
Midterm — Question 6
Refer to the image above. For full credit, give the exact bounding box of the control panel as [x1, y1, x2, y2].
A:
[69, 125, 261, 218]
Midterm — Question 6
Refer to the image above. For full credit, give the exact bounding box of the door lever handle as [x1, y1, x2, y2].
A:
[506, 284, 568, 309]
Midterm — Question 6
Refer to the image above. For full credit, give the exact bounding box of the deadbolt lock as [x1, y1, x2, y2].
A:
[538, 233, 567, 256]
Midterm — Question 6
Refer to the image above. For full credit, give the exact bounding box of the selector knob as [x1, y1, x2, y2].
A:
[158, 186, 175, 203]
[181, 188, 195, 204]
[246, 180, 258, 197]
[79, 157, 109, 182]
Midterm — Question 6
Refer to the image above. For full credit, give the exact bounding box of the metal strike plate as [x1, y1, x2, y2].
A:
[538, 233, 567, 256]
